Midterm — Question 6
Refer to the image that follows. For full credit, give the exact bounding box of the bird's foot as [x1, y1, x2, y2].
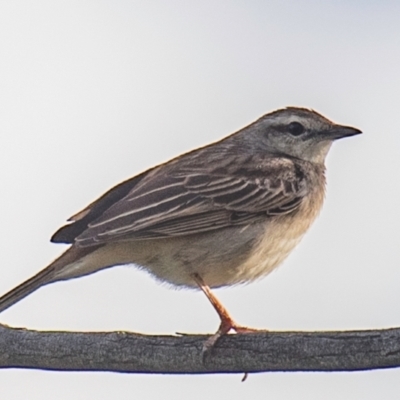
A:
[202, 316, 267, 360]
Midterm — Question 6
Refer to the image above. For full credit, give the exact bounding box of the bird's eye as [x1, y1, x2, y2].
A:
[287, 121, 305, 136]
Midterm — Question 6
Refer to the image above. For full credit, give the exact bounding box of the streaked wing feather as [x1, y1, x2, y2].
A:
[75, 155, 309, 246]
[139, 211, 262, 237]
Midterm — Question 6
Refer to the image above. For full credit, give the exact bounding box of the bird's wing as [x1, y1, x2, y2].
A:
[51, 169, 151, 244]
[71, 154, 310, 246]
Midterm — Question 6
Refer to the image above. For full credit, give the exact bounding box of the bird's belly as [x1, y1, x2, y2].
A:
[128, 215, 309, 288]
[231, 219, 304, 285]
[92, 194, 322, 289]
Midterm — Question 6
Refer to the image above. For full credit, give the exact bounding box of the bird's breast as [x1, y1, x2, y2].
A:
[230, 183, 326, 285]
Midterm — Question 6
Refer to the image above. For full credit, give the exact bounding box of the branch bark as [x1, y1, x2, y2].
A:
[0, 324, 399, 374]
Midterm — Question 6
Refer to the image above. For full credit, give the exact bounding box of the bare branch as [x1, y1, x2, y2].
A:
[0, 324, 399, 374]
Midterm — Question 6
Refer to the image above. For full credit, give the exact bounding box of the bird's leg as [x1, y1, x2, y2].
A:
[192, 273, 262, 354]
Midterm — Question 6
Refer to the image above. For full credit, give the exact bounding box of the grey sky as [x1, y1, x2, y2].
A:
[1, 1, 400, 399]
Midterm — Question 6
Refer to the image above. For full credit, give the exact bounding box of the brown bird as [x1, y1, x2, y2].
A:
[0, 107, 361, 351]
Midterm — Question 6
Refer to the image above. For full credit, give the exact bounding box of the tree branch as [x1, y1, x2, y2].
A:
[0, 324, 399, 374]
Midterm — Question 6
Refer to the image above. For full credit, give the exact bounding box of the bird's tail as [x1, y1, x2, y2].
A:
[0, 266, 55, 313]
[0, 245, 98, 314]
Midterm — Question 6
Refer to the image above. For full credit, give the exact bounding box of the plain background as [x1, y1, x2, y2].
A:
[1, 1, 400, 399]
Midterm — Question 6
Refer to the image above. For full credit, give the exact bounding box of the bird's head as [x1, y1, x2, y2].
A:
[237, 107, 362, 164]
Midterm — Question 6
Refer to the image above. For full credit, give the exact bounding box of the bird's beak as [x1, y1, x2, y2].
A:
[325, 125, 362, 140]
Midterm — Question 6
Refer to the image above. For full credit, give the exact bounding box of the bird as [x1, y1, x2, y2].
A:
[0, 107, 361, 351]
